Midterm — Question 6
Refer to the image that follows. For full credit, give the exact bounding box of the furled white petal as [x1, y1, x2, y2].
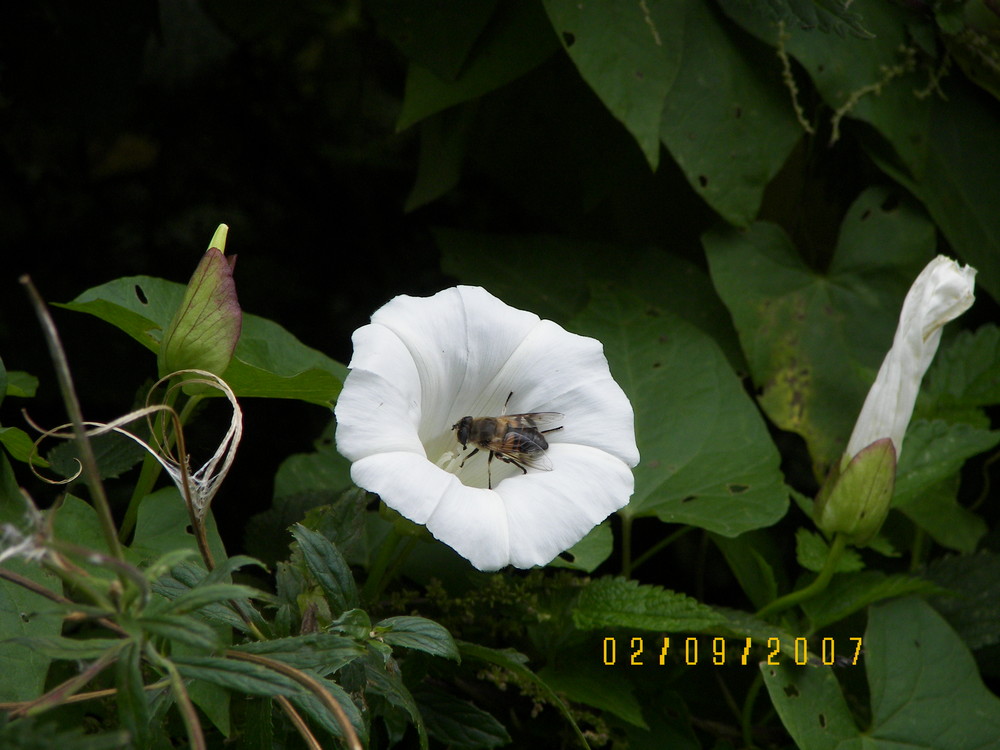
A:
[334, 285, 639, 570]
[845, 255, 976, 462]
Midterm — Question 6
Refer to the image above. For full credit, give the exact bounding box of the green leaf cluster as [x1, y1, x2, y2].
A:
[4, 0, 1000, 746]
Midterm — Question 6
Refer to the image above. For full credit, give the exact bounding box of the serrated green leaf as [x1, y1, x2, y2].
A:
[573, 577, 727, 632]
[173, 655, 304, 696]
[115, 641, 151, 750]
[156, 582, 264, 616]
[898, 475, 986, 554]
[45, 429, 147, 481]
[800, 570, 943, 632]
[139, 613, 222, 651]
[292, 524, 359, 616]
[705, 186, 935, 474]
[229, 634, 365, 675]
[894, 419, 1000, 507]
[925, 325, 1000, 409]
[374, 616, 460, 661]
[4, 635, 124, 661]
[287, 674, 367, 745]
[795, 528, 863, 574]
[152, 573, 257, 636]
[365, 654, 427, 750]
[571, 287, 788, 535]
[412, 684, 511, 749]
[713, 607, 805, 662]
[543, 0, 684, 168]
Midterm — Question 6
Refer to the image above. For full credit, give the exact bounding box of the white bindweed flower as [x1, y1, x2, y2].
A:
[844, 255, 976, 465]
[335, 286, 639, 571]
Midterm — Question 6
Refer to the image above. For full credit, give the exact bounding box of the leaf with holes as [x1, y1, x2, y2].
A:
[543, 0, 684, 169]
[59, 276, 345, 406]
[705, 186, 935, 474]
[570, 286, 788, 536]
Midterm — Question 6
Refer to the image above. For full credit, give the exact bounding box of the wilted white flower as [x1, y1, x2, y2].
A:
[844, 255, 976, 464]
[335, 286, 638, 571]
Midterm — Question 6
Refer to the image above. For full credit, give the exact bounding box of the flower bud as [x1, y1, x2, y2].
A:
[157, 225, 242, 378]
[815, 255, 975, 546]
[814, 438, 896, 545]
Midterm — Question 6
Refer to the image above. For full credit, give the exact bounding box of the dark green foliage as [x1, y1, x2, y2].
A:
[2, 0, 1000, 747]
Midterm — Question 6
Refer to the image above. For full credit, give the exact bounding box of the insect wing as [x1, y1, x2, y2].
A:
[496, 429, 554, 471]
[513, 449, 553, 472]
[508, 412, 563, 431]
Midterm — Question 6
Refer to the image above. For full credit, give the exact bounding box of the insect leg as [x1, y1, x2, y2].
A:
[495, 453, 528, 475]
[541, 426, 564, 436]
[502, 391, 513, 414]
[459, 447, 479, 468]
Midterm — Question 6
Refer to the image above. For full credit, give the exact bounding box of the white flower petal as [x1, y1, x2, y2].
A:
[369, 286, 542, 429]
[496, 444, 634, 568]
[350, 452, 512, 570]
[845, 255, 976, 461]
[335, 285, 639, 570]
[494, 320, 639, 466]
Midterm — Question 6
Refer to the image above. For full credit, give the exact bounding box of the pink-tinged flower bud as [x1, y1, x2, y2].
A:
[158, 225, 242, 378]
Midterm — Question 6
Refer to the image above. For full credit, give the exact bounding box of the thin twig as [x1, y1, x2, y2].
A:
[226, 650, 363, 750]
[8, 647, 122, 718]
[19, 276, 124, 561]
[0, 566, 127, 637]
[276, 695, 324, 750]
[149, 645, 206, 750]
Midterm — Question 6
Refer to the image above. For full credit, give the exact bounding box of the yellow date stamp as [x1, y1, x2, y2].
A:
[601, 636, 863, 667]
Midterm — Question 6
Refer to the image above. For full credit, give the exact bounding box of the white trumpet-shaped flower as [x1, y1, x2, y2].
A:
[844, 255, 976, 465]
[335, 286, 639, 571]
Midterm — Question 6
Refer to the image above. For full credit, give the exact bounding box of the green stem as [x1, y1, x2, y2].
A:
[119, 389, 202, 541]
[740, 672, 765, 749]
[909, 527, 926, 572]
[146, 644, 206, 750]
[361, 525, 404, 604]
[21, 276, 124, 561]
[620, 514, 633, 579]
[755, 533, 848, 620]
[631, 526, 693, 574]
[381, 535, 419, 591]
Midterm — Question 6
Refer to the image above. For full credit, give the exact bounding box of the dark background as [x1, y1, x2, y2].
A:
[0, 1, 726, 552]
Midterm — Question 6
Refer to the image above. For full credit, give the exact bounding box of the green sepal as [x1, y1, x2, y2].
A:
[157, 225, 242, 379]
[814, 438, 897, 546]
